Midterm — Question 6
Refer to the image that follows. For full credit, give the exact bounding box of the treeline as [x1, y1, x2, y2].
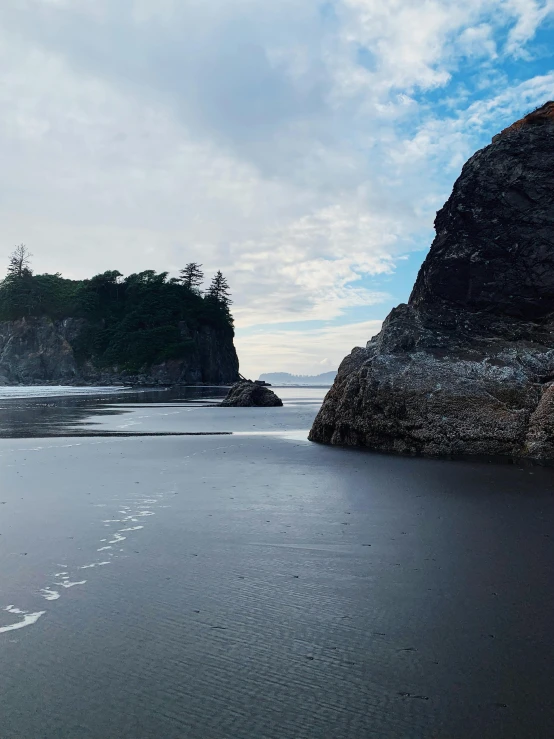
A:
[0, 245, 235, 371]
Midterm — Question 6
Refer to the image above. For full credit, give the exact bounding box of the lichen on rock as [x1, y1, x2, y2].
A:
[309, 102, 554, 462]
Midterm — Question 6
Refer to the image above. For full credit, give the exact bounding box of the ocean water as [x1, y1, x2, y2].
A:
[0, 385, 553, 738]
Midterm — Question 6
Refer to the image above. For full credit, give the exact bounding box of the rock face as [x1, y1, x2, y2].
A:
[0, 316, 239, 386]
[309, 102, 554, 462]
[221, 381, 283, 407]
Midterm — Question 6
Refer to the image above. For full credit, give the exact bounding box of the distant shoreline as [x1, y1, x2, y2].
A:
[258, 371, 336, 385]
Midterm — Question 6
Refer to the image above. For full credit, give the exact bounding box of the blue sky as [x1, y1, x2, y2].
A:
[0, 0, 553, 377]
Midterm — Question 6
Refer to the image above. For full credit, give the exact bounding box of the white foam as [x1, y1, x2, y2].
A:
[40, 588, 61, 601]
[0, 485, 169, 633]
[0, 606, 45, 634]
[55, 580, 87, 589]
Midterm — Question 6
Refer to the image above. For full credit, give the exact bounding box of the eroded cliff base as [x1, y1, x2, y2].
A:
[0, 316, 239, 386]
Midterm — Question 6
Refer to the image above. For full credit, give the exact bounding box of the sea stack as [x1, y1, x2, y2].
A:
[309, 102, 554, 462]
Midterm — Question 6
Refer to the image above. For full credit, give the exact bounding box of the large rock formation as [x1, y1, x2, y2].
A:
[309, 102, 554, 462]
[0, 316, 239, 386]
[221, 381, 283, 407]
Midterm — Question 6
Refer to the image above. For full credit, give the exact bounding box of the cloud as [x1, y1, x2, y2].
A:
[504, 0, 554, 57]
[236, 319, 383, 378]
[390, 72, 554, 175]
[0, 0, 553, 372]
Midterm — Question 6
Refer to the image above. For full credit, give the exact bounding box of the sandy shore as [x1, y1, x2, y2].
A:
[0, 388, 553, 738]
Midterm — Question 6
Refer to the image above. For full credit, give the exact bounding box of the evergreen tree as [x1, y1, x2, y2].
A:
[7, 244, 33, 278]
[206, 270, 232, 306]
[180, 263, 204, 291]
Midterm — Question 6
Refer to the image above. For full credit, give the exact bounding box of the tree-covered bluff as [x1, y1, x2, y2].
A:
[0, 252, 239, 385]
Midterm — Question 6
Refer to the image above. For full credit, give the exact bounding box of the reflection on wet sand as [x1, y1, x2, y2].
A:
[0, 386, 228, 438]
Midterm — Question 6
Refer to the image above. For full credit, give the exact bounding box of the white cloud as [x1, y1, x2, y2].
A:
[390, 72, 554, 175]
[236, 319, 383, 378]
[504, 0, 554, 57]
[458, 24, 498, 59]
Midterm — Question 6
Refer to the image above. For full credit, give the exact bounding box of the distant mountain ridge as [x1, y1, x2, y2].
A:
[258, 371, 337, 385]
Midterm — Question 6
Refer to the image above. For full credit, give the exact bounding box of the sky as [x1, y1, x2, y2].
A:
[1, 1, 553, 378]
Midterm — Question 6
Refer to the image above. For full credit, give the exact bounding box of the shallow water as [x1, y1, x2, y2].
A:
[0, 385, 553, 738]
[0, 385, 229, 438]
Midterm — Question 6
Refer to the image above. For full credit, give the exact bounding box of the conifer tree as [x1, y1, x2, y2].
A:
[7, 244, 33, 278]
[206, 270, 232, 306]
[180, 263, 204, 291]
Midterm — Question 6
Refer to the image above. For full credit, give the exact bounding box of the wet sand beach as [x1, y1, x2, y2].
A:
[0, 387, 553, 738]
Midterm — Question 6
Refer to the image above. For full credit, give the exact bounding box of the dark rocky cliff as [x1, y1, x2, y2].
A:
[309, 102, 554, 462]
[0, 316, 239, 386]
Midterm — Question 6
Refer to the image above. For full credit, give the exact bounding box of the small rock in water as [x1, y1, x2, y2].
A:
[220, 381, 283, 408]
